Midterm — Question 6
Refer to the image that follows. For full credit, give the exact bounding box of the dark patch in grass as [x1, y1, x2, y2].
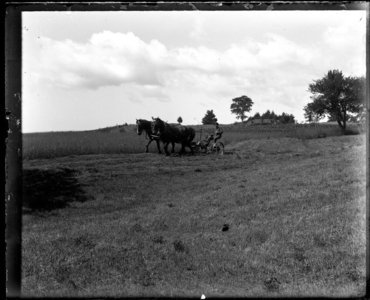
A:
[264, 277, 281, 291]
[302, 263, 312, 274]
[344, 128, 360, 135]
[154, 221, 169, 231]
[23, 167, 91, 213]
[194, 168, 202, 172]
[310, 151, 321, 157]
[313, 235, 327, 247]
[88, 167, 99, 173]
[222, 224, 230, 232]
[139, 270, 157, 287]
[293, 246, 306, 262]
[294, 252, 306, 262]
[54, 265, 72, 283]
[253, 230, 268, 244]
[131, 224, 144, 232]
[173, 240, 186, 252]
[73, 234, 95, 249]
[346, 269, 361, 282]
[152, 235, 164, 244]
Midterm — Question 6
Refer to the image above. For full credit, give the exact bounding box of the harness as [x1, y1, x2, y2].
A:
[137, 120, 158, 141]
[156, 121, 188, 143]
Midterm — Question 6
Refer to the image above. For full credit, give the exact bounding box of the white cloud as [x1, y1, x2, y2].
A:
[30, 30, 317, 90]
[25, 27, 364, 113]
[29, 31, 167, 90]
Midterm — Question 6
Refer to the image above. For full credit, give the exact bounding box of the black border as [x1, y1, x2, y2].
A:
[5, 1, 370, 298]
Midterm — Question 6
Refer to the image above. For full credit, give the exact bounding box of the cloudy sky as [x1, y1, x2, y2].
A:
[22, 9, 366, 133]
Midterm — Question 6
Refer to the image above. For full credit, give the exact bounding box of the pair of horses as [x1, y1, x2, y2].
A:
[136, 118, 195, 156]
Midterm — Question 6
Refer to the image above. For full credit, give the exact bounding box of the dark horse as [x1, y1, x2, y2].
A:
[136, 119, 174, 154]
[151, 117, 195, 156]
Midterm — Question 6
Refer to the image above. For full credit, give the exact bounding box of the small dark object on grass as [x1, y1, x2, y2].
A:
[153, 235, 164, 244]
[264, 277, 281, 291]
[195, 168, 202, 172]
[222, 224, 229, 231]
[173, 240, 186, 252]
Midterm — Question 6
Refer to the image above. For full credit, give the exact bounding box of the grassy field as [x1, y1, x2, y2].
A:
[21, 128, 366, 297]
[22, 123, 357, 160]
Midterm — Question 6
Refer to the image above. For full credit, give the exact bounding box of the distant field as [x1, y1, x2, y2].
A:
[22, 123, 360, 160]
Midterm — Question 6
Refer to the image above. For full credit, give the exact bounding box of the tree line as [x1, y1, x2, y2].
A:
[199, 69, 365, 130]
[246, 111, 296, 124]
[178, 69, 365, 130]
[202, 103, 295, 125]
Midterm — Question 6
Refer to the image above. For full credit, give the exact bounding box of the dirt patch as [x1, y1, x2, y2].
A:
[23, 167, 92, 213]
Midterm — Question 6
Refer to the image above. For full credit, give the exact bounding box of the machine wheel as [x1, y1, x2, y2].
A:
[211, 142, 224, 155]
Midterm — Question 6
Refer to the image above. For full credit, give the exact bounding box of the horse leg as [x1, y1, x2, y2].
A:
[145, 139, 151, 153]
[180, 143, 186, 154]
[171, 142, 175, 154]
[155, 139, 162, 154]
[164, 142, 170, 156]
[188, 142, 194, 155]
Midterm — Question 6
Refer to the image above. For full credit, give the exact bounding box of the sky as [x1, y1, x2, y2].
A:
[22, 9, 366, 133]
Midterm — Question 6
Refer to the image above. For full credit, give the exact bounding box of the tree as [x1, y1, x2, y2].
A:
[177, 116, 183, 124]
[202, 110, 218, 125]
[305, 70, 365, 130]
[279, 113, 295, 124]
[303, 102, 324, 123]
[275, 112, 288, 124]
[230, 95, 254, 122]
[270, 111, 278, 123]
[327, 111, 350, 122]
[288, 114, 296, 124]
[261, 110, 271, 119]
[253, 112, 261, 119]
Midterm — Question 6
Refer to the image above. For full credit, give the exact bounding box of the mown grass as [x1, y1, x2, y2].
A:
[23, 124, 354, 160]
[22, 135, 366, 297]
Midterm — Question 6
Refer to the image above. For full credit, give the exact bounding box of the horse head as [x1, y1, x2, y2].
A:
[136, 119, 143, 135]
[151, 117, 164, 136]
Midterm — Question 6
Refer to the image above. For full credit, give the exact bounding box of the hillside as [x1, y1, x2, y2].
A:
[89, 121, 363, 134]
[22, 134, 366, 297]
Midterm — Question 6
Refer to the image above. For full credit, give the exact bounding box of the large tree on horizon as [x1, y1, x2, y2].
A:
[230, 95, 254, 122]
[202, 110, 218, 125]
[304, 70, 365, 130]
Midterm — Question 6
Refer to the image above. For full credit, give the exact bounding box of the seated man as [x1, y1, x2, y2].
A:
[214, 122, 223, 144]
